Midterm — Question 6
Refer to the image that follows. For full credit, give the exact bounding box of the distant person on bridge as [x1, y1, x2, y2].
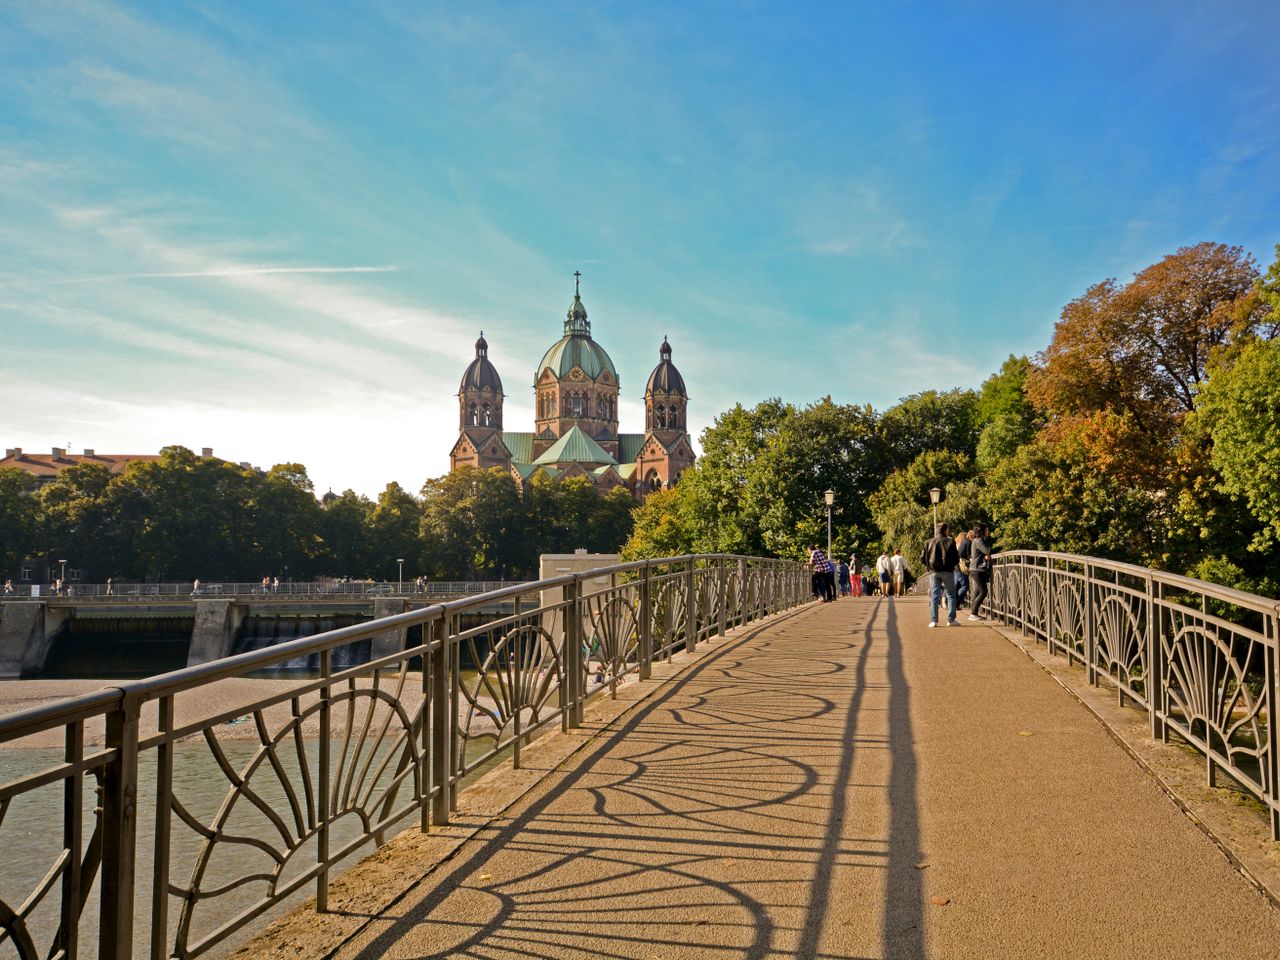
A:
[836, 560, 851, 596]
[849, 552, 863, 596]
[875, 551, 891, 596]
[890, 549, 907, 596]
[921, 523, 960, 627]
[967, 524, 994, 621]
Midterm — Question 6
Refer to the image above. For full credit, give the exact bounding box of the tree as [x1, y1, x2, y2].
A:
[420, 468, 525, 578]
[1196, 337, 1280, 555]
[0, 468, 39, 576]
[974, 356, 1040, 470]
[673, 398, 791, 555]
[368, 482, 424, 578]
[879, 389, 980, 466]
[868, 451, 983, 572]
[621, 487, 693, 560]
[319, 490, 374, 575]
[38, 462, 119, 580]
[1027, 243, 1265, 435]
[748, 398, 888, 559]
[982, 414, 1160, 562]
[251, 463, 324, 579]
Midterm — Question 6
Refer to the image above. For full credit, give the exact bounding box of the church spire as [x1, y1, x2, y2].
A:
[564, 270, 590, 337]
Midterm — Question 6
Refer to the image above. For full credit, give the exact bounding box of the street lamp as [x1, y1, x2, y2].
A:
[58, 559, 67, 583]
[824, 490, 835, 559]
[397, 558, 405, 593]
[929, 487, 942, 526]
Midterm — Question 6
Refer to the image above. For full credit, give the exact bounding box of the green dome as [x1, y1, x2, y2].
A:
[535, 335, 619, 383]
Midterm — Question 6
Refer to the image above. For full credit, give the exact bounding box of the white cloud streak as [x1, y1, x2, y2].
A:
[0, 266, 400, 288]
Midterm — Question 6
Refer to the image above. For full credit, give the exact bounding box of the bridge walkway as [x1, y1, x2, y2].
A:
[326, 597, 1280, 959]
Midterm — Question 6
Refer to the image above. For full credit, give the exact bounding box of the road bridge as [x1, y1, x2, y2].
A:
[2, 553, 1278, 959]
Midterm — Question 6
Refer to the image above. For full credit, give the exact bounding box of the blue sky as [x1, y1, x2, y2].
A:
[3, 1, 1278, 496]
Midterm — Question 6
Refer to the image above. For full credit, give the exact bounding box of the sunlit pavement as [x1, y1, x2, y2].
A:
[327, 597, 1280, 959]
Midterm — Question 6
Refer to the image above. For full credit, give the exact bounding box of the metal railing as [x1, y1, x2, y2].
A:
[0, 554, 808, 960]
[1, 581, 526, 601]
[989, 550, 1280, 840]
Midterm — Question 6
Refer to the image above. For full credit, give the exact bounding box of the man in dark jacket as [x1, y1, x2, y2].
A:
[920, 522, 960, 627]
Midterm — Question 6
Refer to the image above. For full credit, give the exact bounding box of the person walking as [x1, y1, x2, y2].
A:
[849, 552, 863, 597]
[890, 549, 907, 597]
[968, 523, 994, 620]
[920, 522, 960, 627]
[836, 560, 851, 597]
[875, 551, 891, 597]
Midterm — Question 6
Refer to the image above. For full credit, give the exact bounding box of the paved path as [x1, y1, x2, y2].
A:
[335, 597, 1280, 959]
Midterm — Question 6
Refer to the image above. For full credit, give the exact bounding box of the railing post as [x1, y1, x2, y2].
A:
[684, 559, 698, 654]
[1267, 610, 1280, 840]
[738, 559, 748, 626]
[1084, 563, 1097, 686]
[100, 692, 140, 960]
[149, 697, 174, 960]
[316, 649, 331, 912]
[717, 556, 728, 638]
[638, 563, 652, 681]
[563, 578, 582, 728]
[430, 616, 450, 825]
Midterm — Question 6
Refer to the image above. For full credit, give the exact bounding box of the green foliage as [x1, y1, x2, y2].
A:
[1196, 337, 1280, 552]
[982, 419, 1158, 562]
[0, 468, 39, 576]
[1, 450, 638, 583]
[620, 488, 693, 561]
[879, 389, 980, 463]
[868, 452, 983, 573]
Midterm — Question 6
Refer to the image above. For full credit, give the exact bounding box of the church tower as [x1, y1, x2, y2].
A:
[449, 333, 512, 471]
[531, 273, 621, 460]
[637, 337, 695, 495]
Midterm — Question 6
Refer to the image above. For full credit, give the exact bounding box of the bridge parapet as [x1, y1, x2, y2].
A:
[989, 550, 1280, 840]
[0, 554, 808, 960]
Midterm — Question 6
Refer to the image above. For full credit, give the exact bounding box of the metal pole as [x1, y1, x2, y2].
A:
[826, 505, 832, 560]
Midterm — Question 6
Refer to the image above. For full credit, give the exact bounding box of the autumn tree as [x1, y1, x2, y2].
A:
[1027, 242, 1264, 435]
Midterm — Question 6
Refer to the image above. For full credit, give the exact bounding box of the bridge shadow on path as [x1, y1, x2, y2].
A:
[341, 598, 923, 960]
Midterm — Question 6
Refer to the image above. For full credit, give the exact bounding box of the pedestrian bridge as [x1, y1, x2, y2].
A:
[2, 553, 1279, 959]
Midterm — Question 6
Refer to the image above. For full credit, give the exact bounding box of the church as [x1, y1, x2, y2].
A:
[450, 275, 695, 498]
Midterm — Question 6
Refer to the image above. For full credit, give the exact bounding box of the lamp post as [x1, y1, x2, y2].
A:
[929, 487, 942, 527]
[58, 559, 67, 584]
[397, 558, 405, 593]
[824, 489, 835, 559]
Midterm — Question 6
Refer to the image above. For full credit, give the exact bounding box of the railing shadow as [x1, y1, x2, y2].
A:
[347, 599, 924, 960]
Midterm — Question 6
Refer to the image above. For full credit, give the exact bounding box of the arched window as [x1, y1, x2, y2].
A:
[669, 407, 680, 429]
[482, 403, 492, 426]
[468, 402, 478, 425]
[645, 469, 662, 492]
[570, 393, 584, 417]
[655, 404, 666, 429]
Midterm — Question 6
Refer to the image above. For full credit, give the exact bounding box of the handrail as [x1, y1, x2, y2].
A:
[0, 579, 530, 601]
[0, 553, 811, 960]
[988, 550, 1280, 843]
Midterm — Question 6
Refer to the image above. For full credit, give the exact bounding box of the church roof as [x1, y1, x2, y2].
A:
[535, 334, 618, 383]
[501, 432, 535, 462]
[534, 276, 618, 382]
[645, 337, 687, 395]
[618, 434, 646, 463]
[460, 333, 503, 394]
[533, 426, 618, 466]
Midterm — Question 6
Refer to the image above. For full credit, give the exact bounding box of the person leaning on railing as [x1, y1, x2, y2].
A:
[967, 524, 993, 621]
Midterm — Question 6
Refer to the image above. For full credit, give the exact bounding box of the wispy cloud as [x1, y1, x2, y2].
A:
[0, 265, 400, 288]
